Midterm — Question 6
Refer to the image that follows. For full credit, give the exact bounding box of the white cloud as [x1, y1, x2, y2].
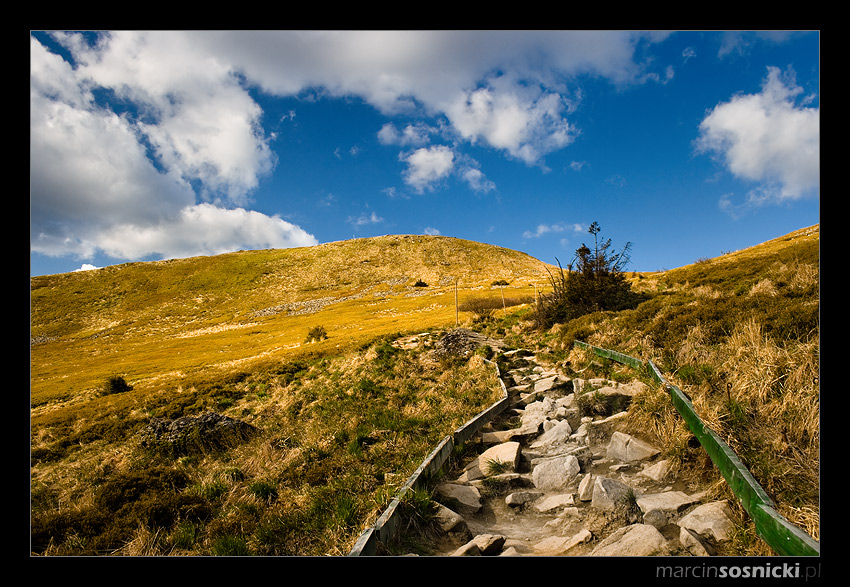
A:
[423, 227, 441, 236]
[523, 223, 583, 239]
[377, 122, 433, 147]
[443, 79, 578, 166]
[696, 66, 819, 203]
[189, 30, 665, 168]
[90, 204, 317, 260]
[30, 30, 673, 265]
[460, 167, 496, 193]
[401, 145, 455, 193]
[30, 32, 317, 263]
[51, 31, 276, 205]
[74, 264, 100, 272]
[348, 211, 384, 227]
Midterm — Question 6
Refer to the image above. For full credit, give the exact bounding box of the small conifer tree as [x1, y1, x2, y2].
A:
[536, 222, 642, 328]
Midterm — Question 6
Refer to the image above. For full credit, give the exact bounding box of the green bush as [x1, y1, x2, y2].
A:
[536, 222, 646, 329]
[102, 375, 133, 395]
[305, 325, 328, 343]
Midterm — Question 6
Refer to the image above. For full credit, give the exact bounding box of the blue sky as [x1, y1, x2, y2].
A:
[30, 31, 820, 277]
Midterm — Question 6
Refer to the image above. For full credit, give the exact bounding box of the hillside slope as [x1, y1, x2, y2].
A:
[30, 225, 819, 557]
[31, 235, 554, 405]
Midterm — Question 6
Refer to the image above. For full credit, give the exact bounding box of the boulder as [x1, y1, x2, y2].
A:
[680, 527, 717, 556]
[636, 491, 701, 514]
[606, 431, 660, 463]
[521, 397, 558, 428]
[139, 411, 258, 456]
[532, 455, 581, 490]
[640, 459, 671, 482]
[533, 374, 571, 394]
[591, 476, 634, 511]
[534, 493, 576, 512]
[533, 529, 592, 555]
[481, 425, 538, 445]
[505, 491, 544, 508]
[434, 504, 471, 540]
[457, 441, 521, 482]
[590, 524, 668, 556]
[643, 508, 668, 529]
[577, 474, 595, 501]
[471, 534, 507, 556]
[436, 483, 482, 515]
[678, 501, 736, 543]
[453, 534, 506, 556]
[529, 419, 573, 450]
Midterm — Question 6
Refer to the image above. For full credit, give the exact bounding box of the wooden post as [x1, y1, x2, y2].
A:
[454, 278, 459, 326]
[500, 285, 506, 316]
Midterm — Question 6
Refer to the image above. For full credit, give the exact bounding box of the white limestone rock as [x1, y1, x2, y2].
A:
[534, 493, 576, 512]
[532, 455, 581, 490]
[636, 491, 701, 514]
[590, 524, 668, 556]
[607, 431, 661, 463]
[533, 529, 592, 555]
[678, 501, 736, 543]
[505, 491, 544, 508]
[641, 459, 671, 482]
[436, 483, 482, 515]
[578, 474, 595, 501]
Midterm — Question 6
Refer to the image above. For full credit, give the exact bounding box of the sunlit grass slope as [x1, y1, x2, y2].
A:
[31, 234, 553, 407]
[541, 224, 819, 553]
[30, 234, 553, 556]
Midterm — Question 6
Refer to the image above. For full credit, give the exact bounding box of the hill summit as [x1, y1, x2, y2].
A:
[31, 235, 555, 402]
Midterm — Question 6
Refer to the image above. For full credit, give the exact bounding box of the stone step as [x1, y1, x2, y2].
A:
[414, 352, 737, 557]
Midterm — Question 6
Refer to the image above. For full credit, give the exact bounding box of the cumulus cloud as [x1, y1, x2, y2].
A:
[443, 79, 578, 166]
[696, 66, 819, 204]
[401, 145, 455, 193]
[88, 204, 317, 260]
[195, 29, 664, 169]
[460, 167, 496, 193]
[377, 122, 433, 147]
[30, 31, 316, 263]
[31, 30, 672, 266]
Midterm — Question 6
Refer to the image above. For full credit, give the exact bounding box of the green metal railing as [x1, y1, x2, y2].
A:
[574, 340, 820, 557]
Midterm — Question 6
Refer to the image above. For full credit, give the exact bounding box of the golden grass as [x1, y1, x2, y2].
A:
[31, 227, 818, 556]
[554, 227, 819, 556]
[31, 237, 541, 555]
[31, 235, 552, 410]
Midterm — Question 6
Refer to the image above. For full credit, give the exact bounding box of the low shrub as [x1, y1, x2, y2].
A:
[102, 375, 133, 395]
[305, 325, 328, 343]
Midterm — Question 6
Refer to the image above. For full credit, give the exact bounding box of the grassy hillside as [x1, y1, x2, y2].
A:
[31, 235, 552, 408]
[30, 235, 552, 555]
[527, 224, 820, 553]
[30, 226, 819, 556]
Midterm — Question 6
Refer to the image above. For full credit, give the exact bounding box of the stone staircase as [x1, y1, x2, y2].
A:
[412, 349, 739, 556]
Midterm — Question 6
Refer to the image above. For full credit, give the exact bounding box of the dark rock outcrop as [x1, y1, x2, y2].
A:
[139, 411, 259, 456]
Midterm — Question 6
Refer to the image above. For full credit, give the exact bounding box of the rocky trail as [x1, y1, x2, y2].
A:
[409, 343, 739, 557]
